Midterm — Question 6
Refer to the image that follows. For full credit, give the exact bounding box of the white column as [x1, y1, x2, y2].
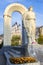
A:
[4, 15, 11, 46]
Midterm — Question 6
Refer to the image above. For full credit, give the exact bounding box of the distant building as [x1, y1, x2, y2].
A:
[11, 22, 22, 45]
[36, 26, 43, 39]
[0, 34, 3, 44]
[0, 34, 3, 40]
[36, 27, 40, 39]
[11, 22, 22, 37]
[39, 26, 43, 36]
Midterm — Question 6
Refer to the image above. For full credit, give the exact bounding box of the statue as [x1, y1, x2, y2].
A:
[23, 6, 36, 56]
[23, 6, 36, 45]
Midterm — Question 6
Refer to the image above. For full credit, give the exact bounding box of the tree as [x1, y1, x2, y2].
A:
[11, 35, 20, 46]
[38, 35, 43, 44]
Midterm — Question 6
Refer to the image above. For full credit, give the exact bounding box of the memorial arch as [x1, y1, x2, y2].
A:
[4, 3, 36, 46]
[3, 3, 28, 46]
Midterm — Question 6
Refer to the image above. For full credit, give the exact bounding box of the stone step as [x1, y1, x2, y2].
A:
[7, 51, 21, 57]
[4, 52, 12, 65]
[10, 49, 21, 55]
[4, 52, 11, 59]
[0, 53, 6, 65]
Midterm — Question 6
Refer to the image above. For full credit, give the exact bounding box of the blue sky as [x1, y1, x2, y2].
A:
[0, 0, 43, 35]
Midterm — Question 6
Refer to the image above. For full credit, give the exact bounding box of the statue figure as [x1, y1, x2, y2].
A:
[23, 6, 36, 45]
[23, 6, 36, 56]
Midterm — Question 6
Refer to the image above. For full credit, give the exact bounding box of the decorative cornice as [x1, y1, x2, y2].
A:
[3, 15, 11, 18]
[25, 18, 36, 20]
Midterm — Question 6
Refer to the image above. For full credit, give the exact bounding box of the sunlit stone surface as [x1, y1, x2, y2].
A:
[3, 3, 27, 46]
[4, 4, 36, 46]
[23, 6, 36, 45]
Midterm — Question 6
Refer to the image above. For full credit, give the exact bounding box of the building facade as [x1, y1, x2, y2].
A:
[0, 34, 3, 44]
[11, 22, 22, 45]
[39, 26, 43, 36]
[11, 22, 22, 37]
[36, 26, 43, 39]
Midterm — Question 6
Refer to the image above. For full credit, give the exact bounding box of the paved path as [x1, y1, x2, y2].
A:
[0, 45, 43, 65]
[33, 44, 43, 65]
[0, 50, 6, 65]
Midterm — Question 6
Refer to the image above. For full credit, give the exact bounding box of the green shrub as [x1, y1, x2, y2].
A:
[11, 35, 20, 46]
[38, 35, 43, 44]
[11, 41, 19, 46]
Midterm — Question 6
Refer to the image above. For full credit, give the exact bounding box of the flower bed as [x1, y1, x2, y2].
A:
[8, 57, 40, 65]
[9, 57, 37, 64]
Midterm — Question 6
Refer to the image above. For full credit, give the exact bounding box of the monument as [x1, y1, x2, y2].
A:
[3, 3, 27, 46]
[23, 6, 36, 45]
[3, 3, 36, 46]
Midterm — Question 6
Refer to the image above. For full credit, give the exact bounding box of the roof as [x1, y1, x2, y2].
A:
[12, 22, 21, 27]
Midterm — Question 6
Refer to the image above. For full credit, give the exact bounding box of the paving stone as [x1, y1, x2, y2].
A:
[0, 53, 6, 65]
